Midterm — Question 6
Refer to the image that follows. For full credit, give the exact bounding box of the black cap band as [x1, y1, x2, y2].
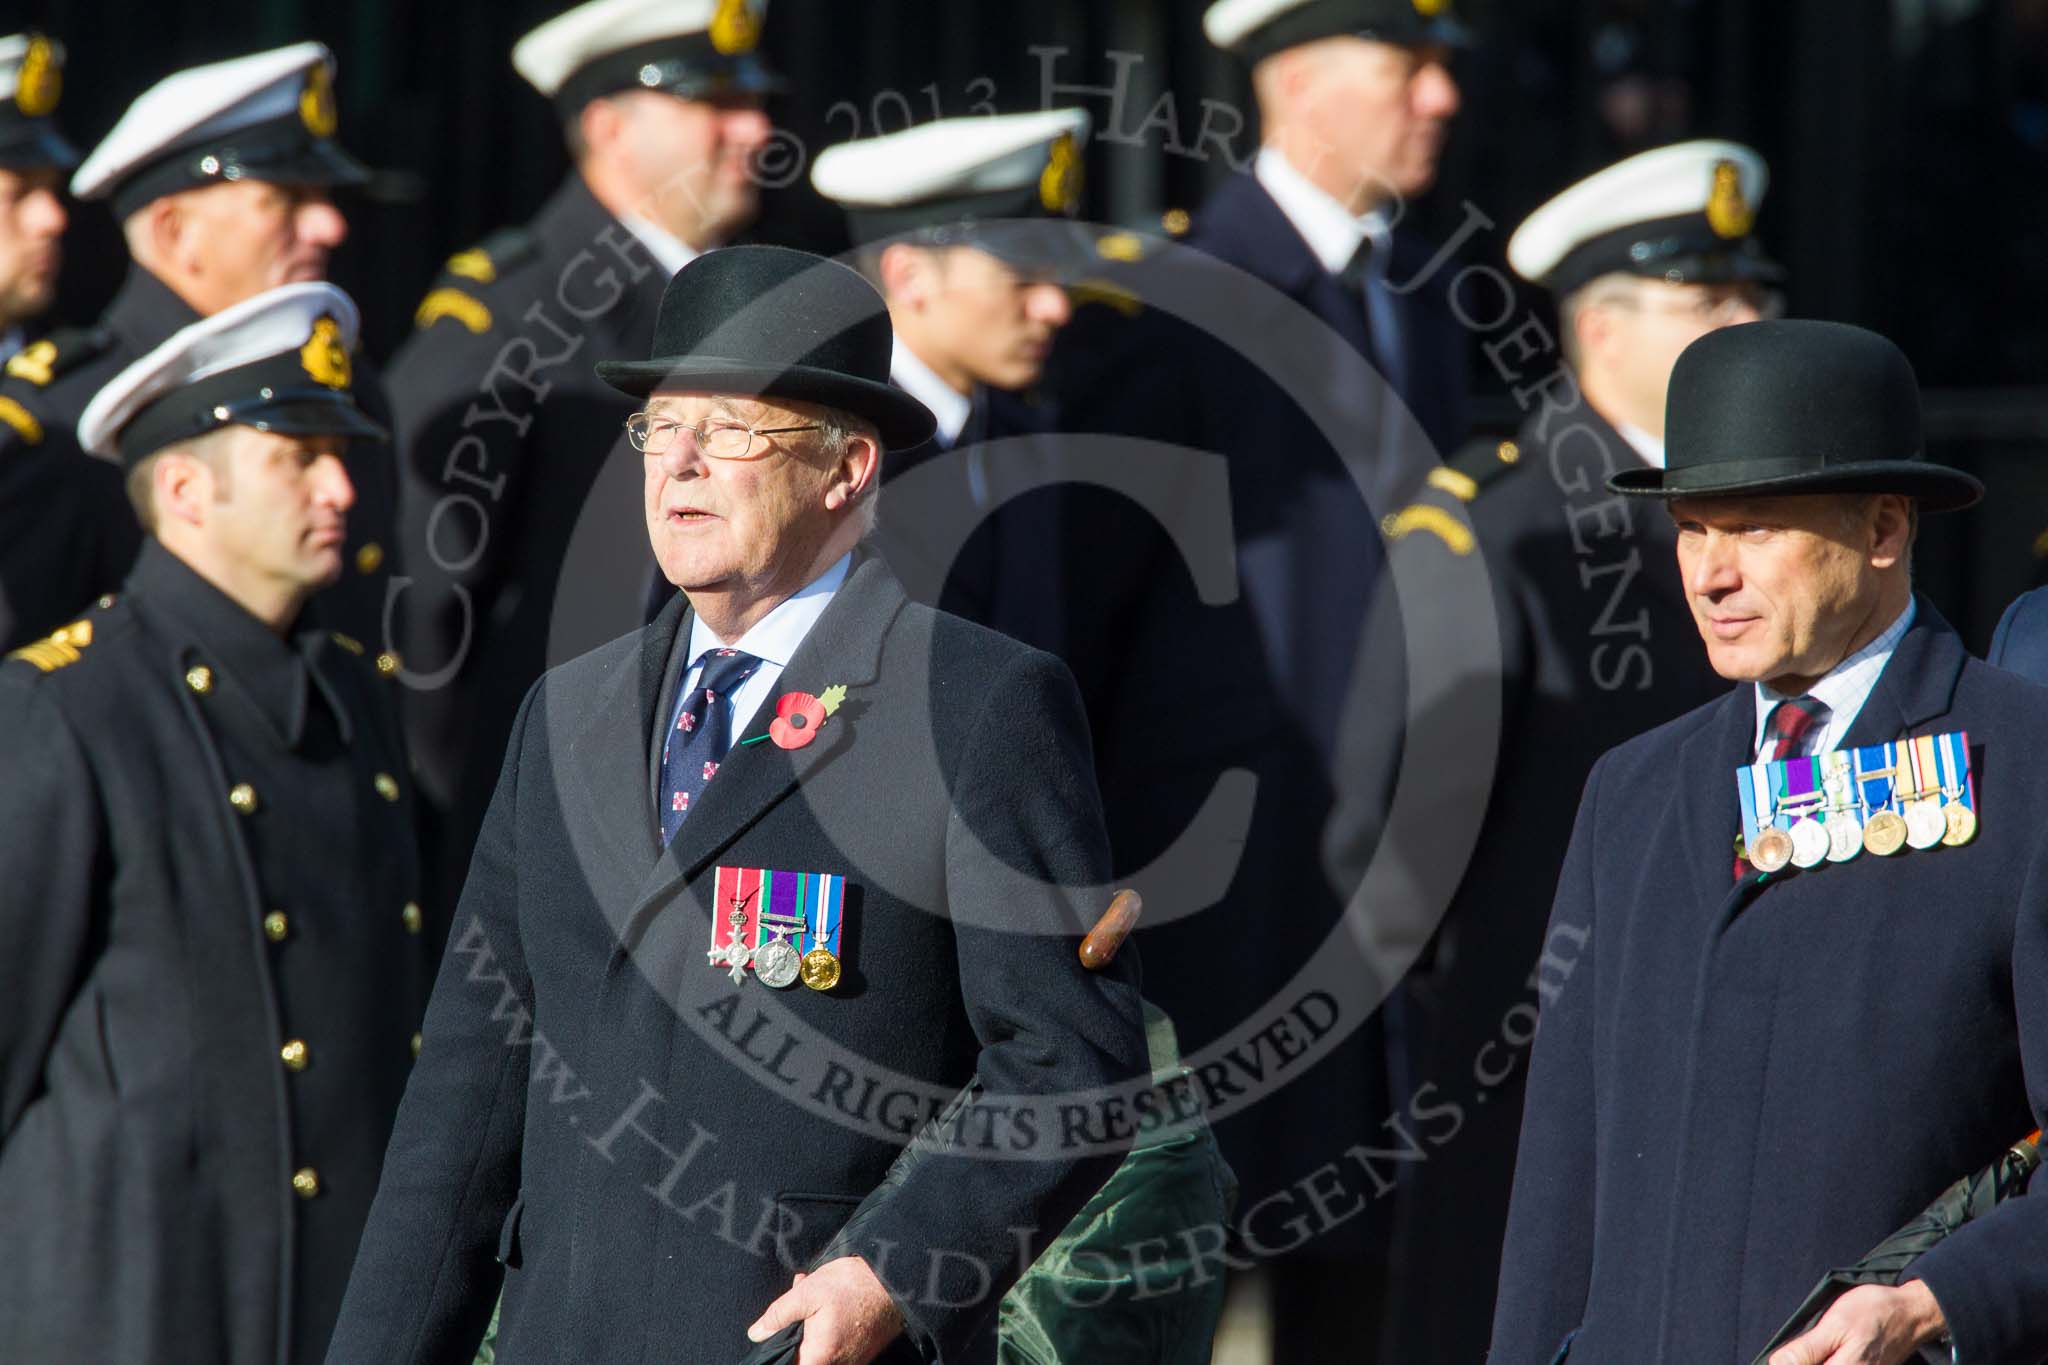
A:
[115, 347, 385, 466]
[0, 114, 74, 170]
[1549, 211, 1785, 297]
[106, 112, 367, 220]
[552, 33, 782, 118]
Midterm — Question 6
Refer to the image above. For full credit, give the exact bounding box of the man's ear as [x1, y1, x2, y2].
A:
[153, 450, 211, 529]
[134, 196, 187, 273]
[877, 244, 934, 308]
[1869, 493, 1915, 569]
[579, 96, 626, 162]
[823, 432, 881, 513]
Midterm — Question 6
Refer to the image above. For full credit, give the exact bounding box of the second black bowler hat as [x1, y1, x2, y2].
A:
[596, 245, 935, 451]
[1608, 319, 1983, 512]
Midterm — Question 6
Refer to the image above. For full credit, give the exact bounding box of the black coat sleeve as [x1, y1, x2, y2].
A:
[835, 649, 1151, 1358]
[324, 681, 540, 1364]
[1488, 752, 1606, 1363]
[0, 676, 101, 1144]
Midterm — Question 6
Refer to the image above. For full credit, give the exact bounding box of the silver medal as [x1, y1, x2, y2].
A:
[1788, 815, 1830, 868]
[754, 937, 801, 989]
[1825, 812, 1863, 863]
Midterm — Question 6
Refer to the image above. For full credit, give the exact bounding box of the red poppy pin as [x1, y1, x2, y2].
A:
[766, 683, 847, 750]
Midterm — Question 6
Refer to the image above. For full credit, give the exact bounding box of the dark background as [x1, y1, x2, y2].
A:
[19, 0, 2048, 643]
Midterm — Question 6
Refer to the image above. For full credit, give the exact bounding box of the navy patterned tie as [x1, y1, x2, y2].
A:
[658, 648, 761, 846]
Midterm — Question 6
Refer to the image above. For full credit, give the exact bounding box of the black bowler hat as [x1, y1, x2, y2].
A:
[595, 245, 936, 451]
[0, 34, 77, 172]
[1607, 320, 1982, 512]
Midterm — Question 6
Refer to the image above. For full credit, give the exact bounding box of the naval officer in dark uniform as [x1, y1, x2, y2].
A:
[389, 0, 778, 916]
[0, 31, 127, 654]
[811, 107, 1096, 654]
[1492, 320, 2048, 1364]
[1352, 139, 1782, 1363]
[0, 42, 389, 651]
[0, 282, 433, 1365]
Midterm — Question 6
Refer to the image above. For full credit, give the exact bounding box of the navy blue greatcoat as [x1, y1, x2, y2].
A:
[1491, 602, 2048, 1364]
[325, 551, 1149, 1364]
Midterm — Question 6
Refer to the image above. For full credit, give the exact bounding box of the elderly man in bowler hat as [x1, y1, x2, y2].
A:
[1492, 320, 2048, 1364]
[326, 246, 1149, 1365]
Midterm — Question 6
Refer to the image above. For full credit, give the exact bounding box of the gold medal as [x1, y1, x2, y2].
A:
[800, 947, 841, 991]
[1750, 827, 1794, 874]
[1942, 801, 1977, 847]
[1863, 809, 1908, 856]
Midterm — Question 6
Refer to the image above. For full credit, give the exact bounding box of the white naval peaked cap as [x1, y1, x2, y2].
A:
[1203, 0, 1464, 61]
[811, 108, 1091, 215]
[512, 0, 779, 110]
[79, 282, 384, 464]
[70, 42, 365, 215]
[1507, 140, 1781, 294]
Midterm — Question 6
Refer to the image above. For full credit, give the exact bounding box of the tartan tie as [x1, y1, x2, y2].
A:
[658, 648, 761, 847]
[1760, 695, 1832, 762]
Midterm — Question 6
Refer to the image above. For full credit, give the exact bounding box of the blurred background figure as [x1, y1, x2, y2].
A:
[388, 0, 777, 915]
[0, 41, 391, 651]
[0, 283, 433, 1365]
[813, 106, 1092, 651]
[0, 30, 119, 654]
[1037, 0, 1474, 1359]
[1354, 137, 1780, 1365]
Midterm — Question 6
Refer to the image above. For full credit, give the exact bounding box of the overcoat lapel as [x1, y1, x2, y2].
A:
[1677, 685, 1758, 913]
[625, 553, 906, 933]
[1838, 597, 1966, 751]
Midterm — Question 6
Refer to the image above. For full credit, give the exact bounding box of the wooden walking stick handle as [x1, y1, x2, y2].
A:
[1079, 889, 1142, 971]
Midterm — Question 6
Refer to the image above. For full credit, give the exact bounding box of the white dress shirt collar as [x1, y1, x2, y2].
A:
[1254, 144, 1391, 276]
[618, 212, 702, 280]
[891, 340, 972, 448]
[1613, 420, 1667, 469]
[670, 552, 854, 753]
[1753, 598, 1917, 757]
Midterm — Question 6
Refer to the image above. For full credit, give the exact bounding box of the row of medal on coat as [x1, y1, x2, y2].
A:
[1736, 731, 1977, 875]
[706, 865, 847, 991]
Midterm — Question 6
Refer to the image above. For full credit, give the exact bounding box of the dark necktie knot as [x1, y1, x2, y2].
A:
[1761, 695, 1832, 761]
[659, 647, 762, 846]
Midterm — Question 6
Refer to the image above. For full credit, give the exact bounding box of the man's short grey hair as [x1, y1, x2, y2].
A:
[1558, 273, 1640, 369]
[812, 405, 883, 535]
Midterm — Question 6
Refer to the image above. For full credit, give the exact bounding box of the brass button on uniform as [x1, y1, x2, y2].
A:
[95, 595, 115, 610]
[263, 911, 289, 942]
[401, 901, 423, 935]
[280, 1039, 310, 1072]
[410, 1031, 423, 1059]
[375, 651, 400, 677]
[291, 1167, 321, 1199]
[355, 541, 384, 574]
[373, 772, 400, 802]
[185, 665, 213, 694]
[228, 783, 258, 814]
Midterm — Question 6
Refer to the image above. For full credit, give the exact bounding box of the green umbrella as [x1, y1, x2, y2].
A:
[1752, 1131, 2041, 1364]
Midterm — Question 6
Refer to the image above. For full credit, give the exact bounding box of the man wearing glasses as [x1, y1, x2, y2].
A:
[328, 245, 1149, 1365]
[1351, 139, 1784, 1362]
